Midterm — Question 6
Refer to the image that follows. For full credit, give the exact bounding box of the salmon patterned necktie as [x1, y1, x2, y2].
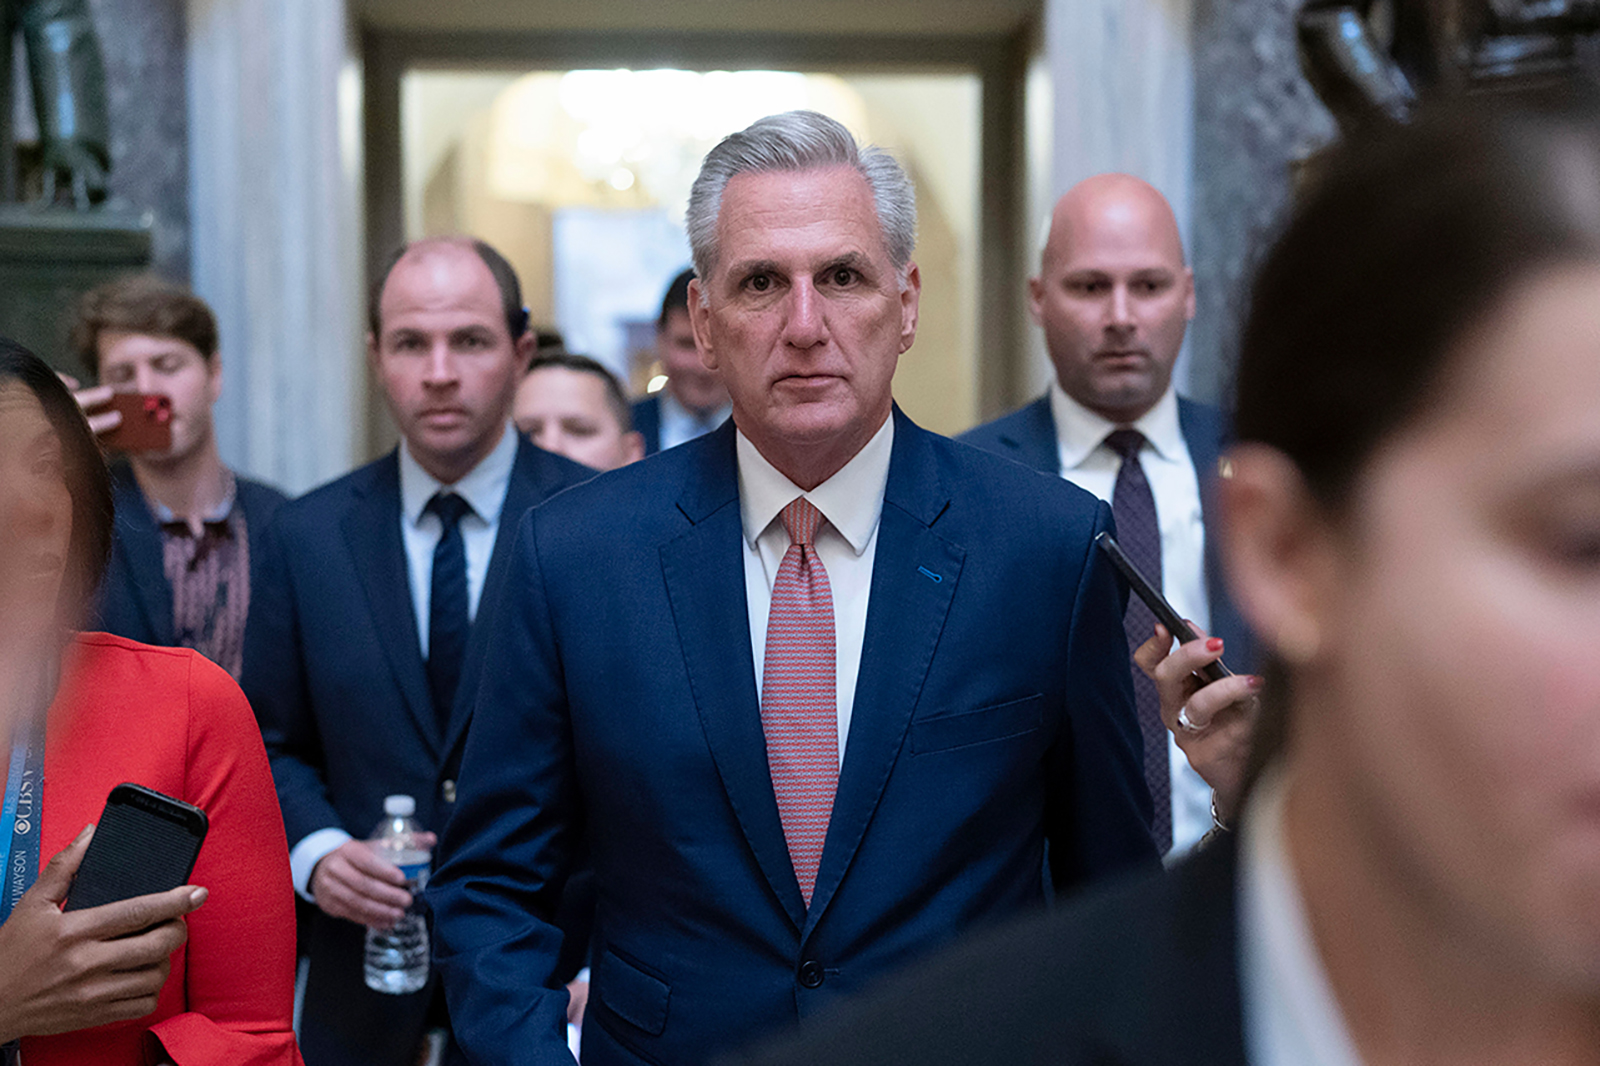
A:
[761, 496, 839, 905]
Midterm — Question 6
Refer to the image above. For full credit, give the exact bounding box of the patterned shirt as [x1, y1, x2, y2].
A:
[153, 470, 251, 679]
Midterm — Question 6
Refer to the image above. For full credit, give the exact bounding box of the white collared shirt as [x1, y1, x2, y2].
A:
[290, 422, 518, 899]
[1240, 770, 1365, 1066]
[1048, 380, 1214, 856]
[737, 415, 894, 765]
[397, 423, 517, 656]
[659, 391, 732, 452]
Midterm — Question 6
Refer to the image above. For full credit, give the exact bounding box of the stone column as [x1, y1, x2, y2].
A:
[186, 0, 363, 493]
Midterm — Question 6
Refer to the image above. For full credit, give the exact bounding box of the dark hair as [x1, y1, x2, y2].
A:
[368, 238, 530, 341]
[657, 268, 695, 331]
[1236, 99, 1600, 507]
[1234, 97, 1600, 789]
[69, 274, 219, 376]
[524, 352, 634, 433]
[0, 337, 114, 628]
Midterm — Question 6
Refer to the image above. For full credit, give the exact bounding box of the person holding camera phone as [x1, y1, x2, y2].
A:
[65, 275, 288, 682]
[0, 340, 302, 1065]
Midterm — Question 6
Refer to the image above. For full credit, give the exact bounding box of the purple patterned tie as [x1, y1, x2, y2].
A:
[761, 497, 839, 905]
[1105, 429, 1172, 852]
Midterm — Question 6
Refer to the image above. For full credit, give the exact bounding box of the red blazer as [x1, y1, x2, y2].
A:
[23, 633, 301, 1066]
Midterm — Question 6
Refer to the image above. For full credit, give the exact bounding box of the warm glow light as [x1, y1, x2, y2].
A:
[646, 374, 669, 394]
[608, 167, 636, 191]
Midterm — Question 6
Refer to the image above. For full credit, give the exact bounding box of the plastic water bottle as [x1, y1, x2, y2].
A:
[363, 795, 431, 995]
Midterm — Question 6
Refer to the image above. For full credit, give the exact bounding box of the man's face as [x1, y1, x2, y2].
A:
[514, 365, 643, 472]
[658, 308, 727, 416]
[1031, 182, 1195, 423]
[96, 331, 220, 464]
[689, 165, 919, 485]
[369, 244, 532, 484]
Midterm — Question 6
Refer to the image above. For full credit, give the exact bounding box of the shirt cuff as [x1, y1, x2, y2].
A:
[291, 827, 354, 901]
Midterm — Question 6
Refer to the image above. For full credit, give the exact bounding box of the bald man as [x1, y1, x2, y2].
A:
[243, 238, 593, 1066]
[961, 174, 1255, 857]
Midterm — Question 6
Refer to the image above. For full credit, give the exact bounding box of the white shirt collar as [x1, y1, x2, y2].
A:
[735, 414, 894, 557]
[1048, 378, 1186, 471]
[1240, 768, 1365, 1066]
[398, 422, 518, 529]
[662, 390, 732, 431]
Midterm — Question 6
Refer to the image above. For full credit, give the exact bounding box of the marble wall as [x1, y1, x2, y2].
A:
[89, 0, 190, 280]
[1188, 0, 1336, 405]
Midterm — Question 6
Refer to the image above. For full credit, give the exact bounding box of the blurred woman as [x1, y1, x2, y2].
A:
[733, 99, 1600, 1065]
[0, 340, 300, 1065]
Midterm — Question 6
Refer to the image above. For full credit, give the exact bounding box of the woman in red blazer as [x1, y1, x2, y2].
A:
[0, 341, 301, 1065]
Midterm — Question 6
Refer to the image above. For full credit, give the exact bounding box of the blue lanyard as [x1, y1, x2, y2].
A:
[1, 722, 45, 924]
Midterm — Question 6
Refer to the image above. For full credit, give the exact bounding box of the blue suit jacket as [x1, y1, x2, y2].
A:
[959, 394, 1257, 670]
[94, 460, 287, 655]
[428, 409, 1159, 1066]
[630, 395, 663, 455]
[241, 436, 591, 1066]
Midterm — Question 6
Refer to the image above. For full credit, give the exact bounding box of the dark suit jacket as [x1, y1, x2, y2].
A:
[241, 436, 591, 1066]
[959, 393, 1257, 670]
[727, 835, 1247, 1066]
[428, 408, 1160, 1066]
[630, 394, 663, 455]
[94, 460, 287, 654]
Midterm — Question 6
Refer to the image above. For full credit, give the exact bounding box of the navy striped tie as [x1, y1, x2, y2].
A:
[426, 491, 472, 733]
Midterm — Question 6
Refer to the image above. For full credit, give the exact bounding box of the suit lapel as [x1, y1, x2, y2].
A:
[110, 465, 175, 643]
[442, 438, 546, 760]
[661, 425, 809, 929]
[342, 454, 439, 760]
[805, 412, 963, 933]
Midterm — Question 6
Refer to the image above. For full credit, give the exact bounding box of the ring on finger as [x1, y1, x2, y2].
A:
[1176, 706, 1204, 733]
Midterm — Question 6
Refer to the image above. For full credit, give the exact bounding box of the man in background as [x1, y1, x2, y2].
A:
[962, 174, 1256, 857]
[71, 275, 286, 679]
[631, 268, 730, 453]
[242, 237, 591, 1066]
[514, 351, 644, 472]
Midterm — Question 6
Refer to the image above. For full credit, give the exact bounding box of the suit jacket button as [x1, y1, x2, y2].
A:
[797, 960, 824, 989]
[441, 779, 457, 803]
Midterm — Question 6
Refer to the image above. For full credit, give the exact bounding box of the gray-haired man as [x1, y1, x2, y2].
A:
[426, 110, 1155, 1066]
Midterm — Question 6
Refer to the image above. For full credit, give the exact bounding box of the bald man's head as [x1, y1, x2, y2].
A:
[1031, 173, 1195, 423]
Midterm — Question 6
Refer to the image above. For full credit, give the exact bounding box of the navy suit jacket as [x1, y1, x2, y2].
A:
[94, 460, 287, 654]
[959, 394, 1256, 670]
[730, 835, 1246, 1066]
[428, 408, 1159, 1066]
[241, 436, 591, 1066]
[630, 394, 663, 455]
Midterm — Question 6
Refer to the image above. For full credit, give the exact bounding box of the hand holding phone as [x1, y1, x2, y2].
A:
[1094, 532, 1231, 683]
[63, 784, 208, 911]
[97, 393, 173, 454]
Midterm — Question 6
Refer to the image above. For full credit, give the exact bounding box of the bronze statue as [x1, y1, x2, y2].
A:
[1298, 0, 1600, 129]
[1, 0, 111, 208]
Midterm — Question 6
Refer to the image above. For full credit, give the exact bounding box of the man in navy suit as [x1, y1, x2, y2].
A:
[962, 175, 1258, 853]
[631, 268, 730, 454]
[428, 110, 1157, 1066]
[242, 238, 592, 1066]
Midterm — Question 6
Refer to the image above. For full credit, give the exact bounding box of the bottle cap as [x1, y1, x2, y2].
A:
[383, 795, 416, 817]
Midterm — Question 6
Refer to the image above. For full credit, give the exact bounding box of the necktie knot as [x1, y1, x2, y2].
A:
[1104, 428, 1146, 462]
[426, 491, 472, 530]
[779, 497, 824, 549]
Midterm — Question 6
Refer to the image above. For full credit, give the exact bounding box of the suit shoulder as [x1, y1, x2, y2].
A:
[931, 430, 1104, 524]
[268, 455, 389, 531]
[956, 396, 1046, 451]
[517, 439, 599, 497]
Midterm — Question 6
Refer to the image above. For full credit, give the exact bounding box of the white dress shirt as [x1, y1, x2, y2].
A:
[659, 391, 732, 452]
[1240, 770, 1365, 1066]
[290, 423, 519, 899]
[738, 416, 893, 766]
[1048, 380, 1214, 856]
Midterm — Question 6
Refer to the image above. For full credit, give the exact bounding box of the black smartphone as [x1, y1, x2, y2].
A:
[63, 783, 209, 911]
[1094, 531, 1231, 684]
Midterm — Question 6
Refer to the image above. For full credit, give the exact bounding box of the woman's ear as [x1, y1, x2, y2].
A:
[1218, 443, 1339, 666]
